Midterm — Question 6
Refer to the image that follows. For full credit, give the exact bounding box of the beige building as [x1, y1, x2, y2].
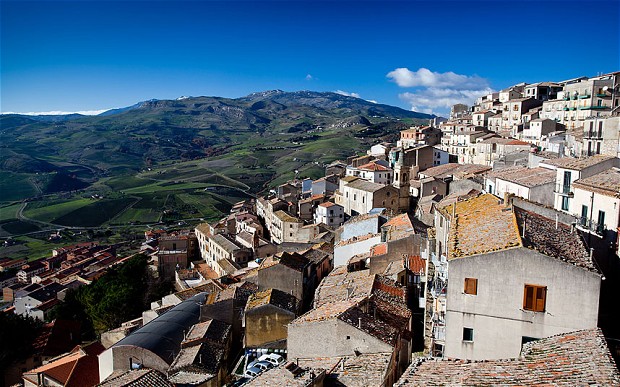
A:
[335, 177, 400, 216]
[582, 116, 620, 158]
[500, 97, 542, 131]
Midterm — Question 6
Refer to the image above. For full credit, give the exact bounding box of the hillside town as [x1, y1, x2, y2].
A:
[3, 71, 620, 386]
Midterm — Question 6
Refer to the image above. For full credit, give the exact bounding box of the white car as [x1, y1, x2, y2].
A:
[258, 353, 285, 366]
[243, 366, 261, 378]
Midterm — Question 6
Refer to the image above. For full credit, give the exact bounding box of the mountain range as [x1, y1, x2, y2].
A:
[0, 91, 433, 202]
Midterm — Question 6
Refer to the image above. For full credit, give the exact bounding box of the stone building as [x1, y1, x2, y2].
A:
[441, 194, 602, 360]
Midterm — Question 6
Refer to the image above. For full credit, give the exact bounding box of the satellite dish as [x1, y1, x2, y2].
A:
[603, 86, 609, 92]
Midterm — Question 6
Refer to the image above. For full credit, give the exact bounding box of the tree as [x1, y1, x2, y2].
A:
[0, 313, 41, 376]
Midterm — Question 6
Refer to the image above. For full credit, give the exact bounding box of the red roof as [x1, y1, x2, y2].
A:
[370, 243, 388, 256]
[358, 162, 390, 171]
[506, 139, 531, 146]
[406, 255, 426, 274]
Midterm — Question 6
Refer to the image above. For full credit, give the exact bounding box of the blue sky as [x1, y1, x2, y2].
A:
[1, 0, 618, 116]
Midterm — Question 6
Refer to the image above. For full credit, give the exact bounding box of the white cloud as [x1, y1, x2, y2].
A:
[305, 74, 314, 81]
[387, 67, 490, 89]
[334, 90, 361, 98]
[400, 87, 494, 116]
[387, 67, 494, 116]
[1, 109, 109, 116]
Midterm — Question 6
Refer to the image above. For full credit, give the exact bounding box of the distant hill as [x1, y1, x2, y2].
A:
[0, 91, 433, 201]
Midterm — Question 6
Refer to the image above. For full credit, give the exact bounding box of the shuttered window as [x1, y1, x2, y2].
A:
[464, 278, 478, 295]
[523, 284, 546, 312]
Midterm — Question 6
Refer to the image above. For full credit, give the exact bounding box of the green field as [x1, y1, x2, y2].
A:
[23, 198, 93, 223]
[0, 204, 21, 222]
[1, 221, 41, 235]
[123, 181, 209, 194]
[52, 198, 138, 227]
[0, 172, 38, 202]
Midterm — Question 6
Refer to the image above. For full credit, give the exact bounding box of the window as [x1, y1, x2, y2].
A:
[561, 196, 569, 211]
[580, 205, 588, 226]
[464, 278, 478, 295]
[463, 327, 474, 341]
[523, 284, 546, 312]
[597, 210, 606, 234]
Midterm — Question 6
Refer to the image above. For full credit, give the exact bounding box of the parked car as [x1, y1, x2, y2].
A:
[258, 353, 285, 366]
[243, 366, 262, 379]
[253, 360, 273, 371]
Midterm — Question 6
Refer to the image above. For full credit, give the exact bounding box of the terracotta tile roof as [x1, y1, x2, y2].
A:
[338, 305, 401, 346]
[167, 371, 214, 385]
[572, 167, 620, 198]
[245, 362, 326, 386]
[358, 162, 390, 171]
[182, 319, 231, 347]
[514, 207, 595, 273]
[23, 351, 82, 386]
[505, 139, 531, 145]
[99, 368, 172, 386]
[446, 194, 522, 259]
[370, 243, 387, 256]
[245, 288, 298, 313]
[33, 319, 81, 357]
[318, 201, 338, 208]
[406, 255, 425, 274]
[290, 298, 363, 324]
[396, 328, 620, 386]
[297, 353, 393, 387]
[492, 167, 556, 187]
[540, 154, 616, 170]
[420, 163, 491, 179]
[313, 269, 375, 307]
[341, 175, 360, 183]
[274, 210, 302, 223]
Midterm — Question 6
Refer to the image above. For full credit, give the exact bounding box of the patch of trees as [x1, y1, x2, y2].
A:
[0, 313, 41, 376]
[49, 254, 173, 337]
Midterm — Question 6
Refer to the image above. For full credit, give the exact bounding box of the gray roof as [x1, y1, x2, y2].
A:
[347, 179, 390, 193]
[113, 292, 207, 364]
[211, 234, 241, 253]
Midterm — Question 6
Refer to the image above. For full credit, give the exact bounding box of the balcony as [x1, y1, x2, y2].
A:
[596, 93, 608, 97]
[578, 94, 591, 99]
[580, 105, 608, 110]
[554, 183, 573, 196]
[571, 95, 579, 100]
[563, 107, 570, 111]
[575, 215, 606, 235]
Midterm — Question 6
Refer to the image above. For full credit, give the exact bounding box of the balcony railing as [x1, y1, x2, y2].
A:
[580, 105, 609, 110]
[554, 183, 572, 196]
[575, 215, 606, 235]
[578, 94, 591, 99]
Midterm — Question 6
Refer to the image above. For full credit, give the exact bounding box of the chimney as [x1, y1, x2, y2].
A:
[522, 215, 527, 238]
[358, 317, 362, 329]
[590, 247, 594, 261]
[504, 192, 513, 209]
